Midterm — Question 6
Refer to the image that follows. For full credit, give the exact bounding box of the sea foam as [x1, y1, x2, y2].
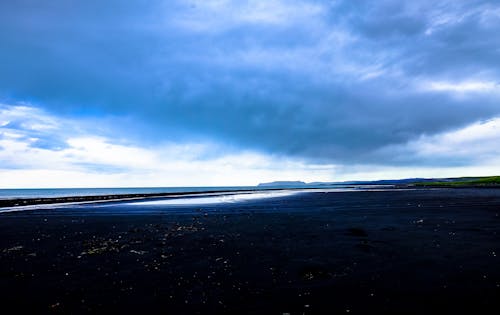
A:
[126, 190, 302, 206]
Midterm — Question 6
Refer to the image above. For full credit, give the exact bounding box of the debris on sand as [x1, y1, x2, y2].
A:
[130, 249, 148, 255]
[81, 239, 120, 255]
[49, 302, 61, 309]
[299, 265, 331, 281]
[2, 245, 24, 253]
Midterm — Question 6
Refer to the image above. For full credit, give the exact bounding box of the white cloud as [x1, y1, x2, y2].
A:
[0, 103, 337, 187]
[420, 80, 500, 93]
[2, 103, 500, 188]
[371, 117, 500, 170]
[332, 164, 500, 182]
[0, 104, 59, 131]
[410, 117, 500, 160]
[174, 0, 325, 32]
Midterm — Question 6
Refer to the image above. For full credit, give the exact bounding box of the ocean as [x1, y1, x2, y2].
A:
[0, 186, 258, 199]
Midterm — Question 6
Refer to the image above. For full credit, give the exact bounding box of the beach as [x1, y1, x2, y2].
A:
[0, 188, 499, 314]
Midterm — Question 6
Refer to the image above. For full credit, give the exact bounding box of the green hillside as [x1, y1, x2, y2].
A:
[415, 176, 500, 187]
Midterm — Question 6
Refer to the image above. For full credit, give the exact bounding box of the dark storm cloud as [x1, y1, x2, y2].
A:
[1, 0, 499, 166]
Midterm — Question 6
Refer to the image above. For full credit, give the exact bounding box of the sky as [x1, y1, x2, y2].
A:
[1, 0, 500, 188]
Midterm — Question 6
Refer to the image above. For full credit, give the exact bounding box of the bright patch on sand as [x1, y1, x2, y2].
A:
[127, 191, 302, 206]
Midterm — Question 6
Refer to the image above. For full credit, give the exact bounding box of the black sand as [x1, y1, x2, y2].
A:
[1, 188, 499, 314]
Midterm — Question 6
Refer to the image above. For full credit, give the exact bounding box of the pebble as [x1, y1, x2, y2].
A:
[3, 245, 24, 253]
[130, 250, 148, 255]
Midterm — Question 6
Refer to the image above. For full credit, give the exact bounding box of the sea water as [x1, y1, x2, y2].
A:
[0, 187, 257, 199]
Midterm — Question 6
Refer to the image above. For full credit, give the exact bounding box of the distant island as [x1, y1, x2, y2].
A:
[257, 181, 306, 187]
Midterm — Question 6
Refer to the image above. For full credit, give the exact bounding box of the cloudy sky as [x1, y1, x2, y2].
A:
[1, 0, 500, 188]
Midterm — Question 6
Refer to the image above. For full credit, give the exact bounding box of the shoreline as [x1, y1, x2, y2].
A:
[0, 187, 317, 210]
[2, 184, 499, 210]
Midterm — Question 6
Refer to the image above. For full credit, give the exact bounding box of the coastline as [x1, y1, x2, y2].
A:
[0, 186, 386, 210]
[0, 188, 299, 209]
[3, 184, 500, 210]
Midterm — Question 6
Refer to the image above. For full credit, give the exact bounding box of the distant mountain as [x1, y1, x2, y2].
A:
[339, 178, 437, 185]
[257, 181, 307, 187]
[309, 178, 434, 185]
[259, 179, 427, 187]
[307, 182, 338, 186]
[260, 176, 500, 188]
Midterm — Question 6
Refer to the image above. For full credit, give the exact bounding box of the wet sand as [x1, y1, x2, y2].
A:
[1, 188, 499, 314]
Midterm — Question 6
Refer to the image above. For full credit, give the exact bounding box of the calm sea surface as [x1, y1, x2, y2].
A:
[0, 187, 258, 199]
